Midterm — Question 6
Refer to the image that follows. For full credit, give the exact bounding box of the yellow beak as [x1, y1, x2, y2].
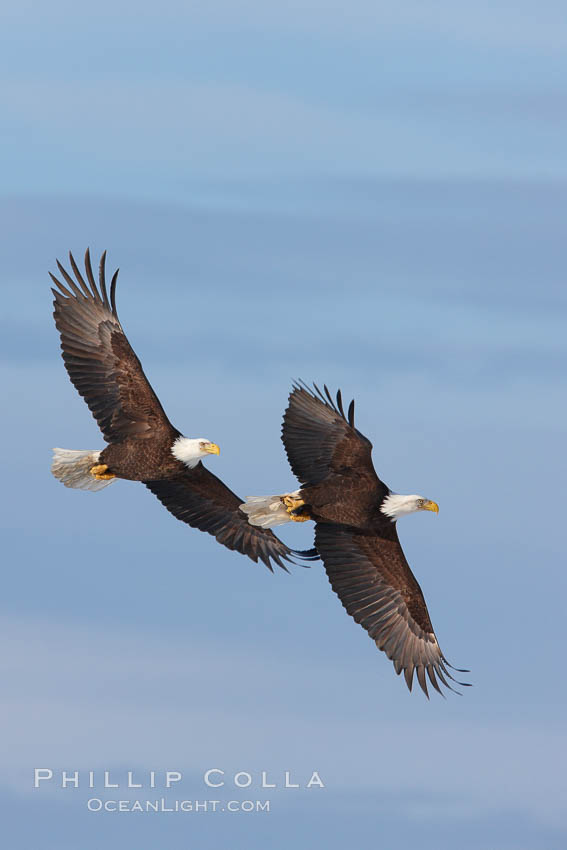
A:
[205, 443, 220, 456]
[423, 500, 439, 514]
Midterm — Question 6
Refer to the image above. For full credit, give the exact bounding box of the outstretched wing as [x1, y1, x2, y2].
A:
[145, 463, 315, 571]
[314, 523, 469, 697]
[282, 382, 385, 495]
[51, 249, 176, 444]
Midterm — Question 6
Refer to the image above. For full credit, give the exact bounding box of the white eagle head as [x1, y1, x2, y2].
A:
[380, 493, 439, 521]
[171, 436, 220, 469]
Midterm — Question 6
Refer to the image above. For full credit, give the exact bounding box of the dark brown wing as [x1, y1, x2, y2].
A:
[145, 463, 315, 571]
[314, 523, 469, 697]
[282, 382, 387, 497]
[51, 249, 177, 444]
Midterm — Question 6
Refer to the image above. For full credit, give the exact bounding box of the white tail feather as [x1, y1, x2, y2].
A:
[51, 448, 114, 492]
[239, 490, 301, 528]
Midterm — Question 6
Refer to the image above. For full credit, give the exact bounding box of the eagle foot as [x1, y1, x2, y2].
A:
[89, 463, 116, 481]
[281, 494, 310, 522]
[282, 494, 305, 510]
[289, 511, 310, 523]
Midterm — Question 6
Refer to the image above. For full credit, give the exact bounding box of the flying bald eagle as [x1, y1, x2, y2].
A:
[241, 382, 469, 696]
[50, 250, 314, 571]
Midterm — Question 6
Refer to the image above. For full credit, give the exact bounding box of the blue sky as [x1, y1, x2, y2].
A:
[3, 0, 567, 194]
[1, 2, 567, 848]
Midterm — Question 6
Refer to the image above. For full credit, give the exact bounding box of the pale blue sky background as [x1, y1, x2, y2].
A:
[1, 2, 566, 848]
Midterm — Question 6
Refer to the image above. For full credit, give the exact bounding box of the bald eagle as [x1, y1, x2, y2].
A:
[50, 250, 314, 571]
[241, 382, 469, 696]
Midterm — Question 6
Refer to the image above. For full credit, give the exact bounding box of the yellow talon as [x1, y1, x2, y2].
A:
[281, 493, 310, 522]
[282, 494, 305, 510]
[90, 464, 116, 481]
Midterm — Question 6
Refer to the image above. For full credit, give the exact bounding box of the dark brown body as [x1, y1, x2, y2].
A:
[100, 433, 183, 481]
[297, 472, 396, 538]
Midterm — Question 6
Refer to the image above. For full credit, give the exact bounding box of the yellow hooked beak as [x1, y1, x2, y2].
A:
[205, 442, 220, 456]
[423, 500, 439, 514]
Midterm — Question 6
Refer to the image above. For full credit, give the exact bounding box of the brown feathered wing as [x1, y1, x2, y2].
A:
[315, 523, 467, 696]
[51, 249, 176, 444]
[282, 381, 387, 496]
[145, 465, 315, 571]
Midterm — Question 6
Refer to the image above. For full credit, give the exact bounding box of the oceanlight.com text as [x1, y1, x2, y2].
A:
[87, 798, 270, 813]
